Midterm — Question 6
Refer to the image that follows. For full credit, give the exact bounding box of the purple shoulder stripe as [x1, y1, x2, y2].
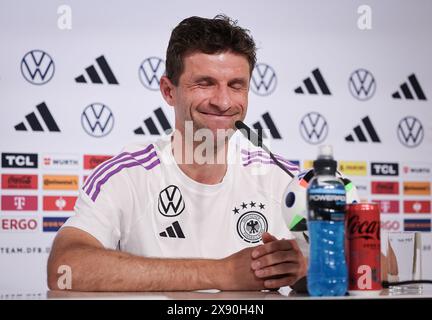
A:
[84, 144, 154, 193]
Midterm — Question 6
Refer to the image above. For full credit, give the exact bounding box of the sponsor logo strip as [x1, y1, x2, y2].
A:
[1, 174, 38, 189]
[43, 175, 79, 190]
[1, 195, 38, 211]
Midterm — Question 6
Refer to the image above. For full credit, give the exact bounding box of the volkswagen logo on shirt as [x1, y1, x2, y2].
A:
[348, 69, 376, 100]
[21, 50, 55, 85]
[250, 63, 277, 96]
[138, 57, 165, 91]
[397, 116, 424, 148]
[158, 185, 186, 217]
[299, 112, 328, 144]
[81, 103, 114, 137]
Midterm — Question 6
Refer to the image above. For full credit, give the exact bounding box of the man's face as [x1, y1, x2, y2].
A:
[162, 51, 250, 136]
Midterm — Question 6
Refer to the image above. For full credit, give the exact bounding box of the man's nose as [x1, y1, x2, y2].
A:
[210, 86, 231, 111]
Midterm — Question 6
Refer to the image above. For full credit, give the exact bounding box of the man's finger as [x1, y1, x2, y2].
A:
[252, 239, 294, 259]
[264, 275, 298, 289]
[254, 262, 300, 279]
[251, 250, 300, 270]
[261, 232, 277, 244]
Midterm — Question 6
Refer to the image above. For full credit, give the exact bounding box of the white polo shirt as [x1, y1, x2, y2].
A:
[63, 133, 299, 259]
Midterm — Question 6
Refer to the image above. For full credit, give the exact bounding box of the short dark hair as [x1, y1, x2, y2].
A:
[165, 14, 257, 85]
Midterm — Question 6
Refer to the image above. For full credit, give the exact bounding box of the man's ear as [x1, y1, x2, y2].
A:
[160, 76, 176, 106]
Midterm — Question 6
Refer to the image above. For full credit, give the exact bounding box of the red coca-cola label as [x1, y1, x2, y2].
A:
[346, 203, 382, 292]
[83, 155, 112, 170]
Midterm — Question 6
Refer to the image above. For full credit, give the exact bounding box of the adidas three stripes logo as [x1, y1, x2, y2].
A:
[159, 221, 185, 238]
[294, 68, 331, 95]
[14, 102, 60, 132]
[345, 116, 380, 143]
[75, 55, 119, 85]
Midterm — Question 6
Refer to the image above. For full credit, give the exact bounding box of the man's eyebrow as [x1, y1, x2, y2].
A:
[228, 78, 248, 86]
[192, 76, 216, 83]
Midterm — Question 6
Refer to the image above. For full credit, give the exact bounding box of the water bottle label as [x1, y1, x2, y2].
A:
[308, 188, 346, 221]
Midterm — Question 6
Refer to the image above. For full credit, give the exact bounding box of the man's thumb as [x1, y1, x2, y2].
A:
[262, 232, 277, 243]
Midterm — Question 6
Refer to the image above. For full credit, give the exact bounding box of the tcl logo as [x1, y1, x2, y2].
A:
[0, 218, 38, 232]
[1, 195, 38, 211]
[371, 181, 399, 195]
[371, 162, 398, 176]
[1, 153, 38, 168]
[380, 220, 401, 231]
[83, 155, 112, 170]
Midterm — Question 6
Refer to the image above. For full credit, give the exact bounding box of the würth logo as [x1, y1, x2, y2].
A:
[348, 69, 376, 100]
[138, 57, 165, 91]
[252, 112, 282, 139]
[397, 116, 423, 148]
[14, 102, 61, 132]
[159, 221, 185, 238]
[75, 55, 119, 85]
[391, 74, 427, 100]
[81, 103, 114, 137]
[294, 68, 331, 95]
[299, 112, 328, 144]
[345, 116, 380, 143]
[134, 107, 172, 135]
[1, 153, 38, 168]
[250, 63, 277, 96]
[158, 185, 185, 217]
[20, 50, 55, 85]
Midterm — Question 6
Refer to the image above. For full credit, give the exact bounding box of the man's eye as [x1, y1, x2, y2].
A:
[197, 81, 212, 86]
[231, 83, 245, 90]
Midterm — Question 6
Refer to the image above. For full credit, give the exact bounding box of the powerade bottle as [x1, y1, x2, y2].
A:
[307, 145, 348, 296]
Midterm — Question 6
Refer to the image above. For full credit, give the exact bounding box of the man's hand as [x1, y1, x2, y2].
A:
[250, 232, 307, 289]
[217, 247, 266, 291]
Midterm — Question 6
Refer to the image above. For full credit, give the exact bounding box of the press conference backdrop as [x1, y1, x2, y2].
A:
[1, 0, 431, 293]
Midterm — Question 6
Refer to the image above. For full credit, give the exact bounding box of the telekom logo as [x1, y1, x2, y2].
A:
[14, 197, 26, 210]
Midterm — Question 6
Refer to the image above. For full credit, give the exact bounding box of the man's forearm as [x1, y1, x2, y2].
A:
[48, 245, 224, 291]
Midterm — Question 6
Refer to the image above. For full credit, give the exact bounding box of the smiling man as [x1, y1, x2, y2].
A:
[47, 15, 307, 292]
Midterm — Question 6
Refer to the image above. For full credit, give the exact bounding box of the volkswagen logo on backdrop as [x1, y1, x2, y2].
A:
[348, 69, 376, 100]
[397, 116, 424, 148]
[250, 63, 277, 96]
[138, 57, 165, 91]
[81, 103, 114, 137]
[299, 112, 328, 144]
[20, 50, 55, 85]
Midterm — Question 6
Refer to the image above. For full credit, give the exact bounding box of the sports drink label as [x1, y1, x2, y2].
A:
[308, 188, 346, 221]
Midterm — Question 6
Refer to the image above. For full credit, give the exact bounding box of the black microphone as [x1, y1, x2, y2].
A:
[235, 120, 294, 178]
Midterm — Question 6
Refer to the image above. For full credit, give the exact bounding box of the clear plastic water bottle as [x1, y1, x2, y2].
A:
[307, 145, 348, 296]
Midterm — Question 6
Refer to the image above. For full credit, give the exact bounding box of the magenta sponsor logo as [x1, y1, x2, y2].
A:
[1, 195, 38, 211]
[371, 199, 399, 214]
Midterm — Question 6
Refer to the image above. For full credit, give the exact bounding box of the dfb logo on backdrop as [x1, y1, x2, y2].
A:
[81, 103, 114, 137]
[139, 57, 165, 91]
[20, 50, 55, 85]
[397, 116, 423, 148]
[299, 112, 328, 144]
[348, 69, 376, 100]
[250, 63, 277, 96]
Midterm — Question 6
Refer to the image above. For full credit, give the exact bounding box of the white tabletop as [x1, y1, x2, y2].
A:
[2, 285, 432, 300]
